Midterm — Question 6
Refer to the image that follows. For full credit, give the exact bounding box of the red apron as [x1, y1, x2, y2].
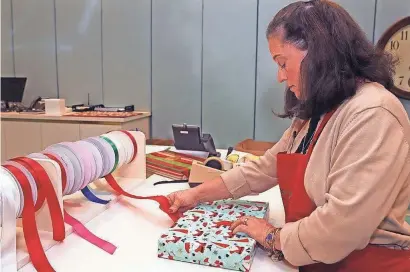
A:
[277, 110, 410, 272]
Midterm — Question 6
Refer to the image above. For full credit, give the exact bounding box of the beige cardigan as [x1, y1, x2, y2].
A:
[221, 82, 410, 266]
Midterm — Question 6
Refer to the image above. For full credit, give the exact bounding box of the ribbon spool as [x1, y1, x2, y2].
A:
[44, 143, 109, 204]
[100, 135, 124, 172]
[8, 157, 66, 239]
[99, 130, 137, 174]
[2, 157, 66, 272]
[28, 152, 68, 193]
[77, 140, 104, 181]
[0, 167, 21, 272]
[56, 142, 111, 204]
[60, 142, 93, 190]
[85, 137, 115, 178]
[34, 144, 115, 254]
[45, 145, 80, 195]
[1, 162, 37, 213]
[30, 151, 73, 196]
[110, 132, 133, 163]
[1, 130, 180, 270]
[56, 143, 86, 193]
[102, 133, 129, 166]
[0, 130, 144, 270]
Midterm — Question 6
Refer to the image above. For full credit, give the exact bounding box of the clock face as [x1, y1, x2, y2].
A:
[384, 24, 410, 93]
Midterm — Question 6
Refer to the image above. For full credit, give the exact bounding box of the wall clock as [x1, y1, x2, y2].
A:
[376, 16, 410, 100]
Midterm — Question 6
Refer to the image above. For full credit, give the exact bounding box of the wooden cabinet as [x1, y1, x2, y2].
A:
[41, 123, 80, 149]
[2, 121, 42, 159]
[79, 124, 120, 139]
[1, 112, 150, 162]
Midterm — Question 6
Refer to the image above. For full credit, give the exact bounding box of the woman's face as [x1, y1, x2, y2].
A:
[268, 35, 307, 99]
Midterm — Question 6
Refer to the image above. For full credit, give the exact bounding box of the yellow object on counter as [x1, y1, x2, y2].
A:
[238, 154, 260, 164]
[226, 154, 240, 163]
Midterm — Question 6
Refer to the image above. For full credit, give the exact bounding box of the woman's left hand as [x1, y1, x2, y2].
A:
[230, 216, 274, 247]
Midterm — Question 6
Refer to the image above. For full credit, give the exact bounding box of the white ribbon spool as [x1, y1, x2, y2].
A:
[84, 137, 115, 178]
[77, 140, 103, 183]
[107, 131, 134, 164]
[45, 145, 77, 195]
[0, 167, 21, 272]
[2, 161, 38, 208]
[85, 137, 114, 178]
[58, 143, 88, 192]
[101, 133, 127, 170]
[28, 152, 70, 196]
[51, 144, 84, 195]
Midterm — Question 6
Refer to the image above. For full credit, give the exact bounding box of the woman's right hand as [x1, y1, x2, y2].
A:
[167, 189, 199, 214]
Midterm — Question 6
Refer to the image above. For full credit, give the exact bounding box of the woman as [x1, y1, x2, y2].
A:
[167, 1, 410, 271]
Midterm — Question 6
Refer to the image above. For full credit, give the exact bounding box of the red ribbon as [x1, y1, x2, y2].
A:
[104, 174, 181, 222]
[40, 154, 117, 254]
[3, 164, 57, 272]
[63, 210, 117, 254]
[104, 130, 180, 222]
[118, 130, 138, 162]
[42, 153, 67, 193]
[11, 157, 65, 242]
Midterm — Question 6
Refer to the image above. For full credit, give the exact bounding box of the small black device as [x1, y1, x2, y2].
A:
[1, 77, 27, 109]
[71, 104, 134, 112]
[94, 105, 134, 112]
[172, 123, 219, 157]
[71, 104, 104, 112]
[28, 96, 45, 111]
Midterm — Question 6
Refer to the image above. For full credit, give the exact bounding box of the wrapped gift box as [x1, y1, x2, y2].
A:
[157, 200, 269, 271]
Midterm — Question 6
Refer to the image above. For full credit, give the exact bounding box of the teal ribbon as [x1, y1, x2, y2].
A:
[100, 136, 119, 173]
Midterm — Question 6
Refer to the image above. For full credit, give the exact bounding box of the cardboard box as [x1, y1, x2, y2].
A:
[158, 200, 269, 271]
[44, 99, 66, 116]
[234, 139, 276, 156]
[188, 160, 224, 187]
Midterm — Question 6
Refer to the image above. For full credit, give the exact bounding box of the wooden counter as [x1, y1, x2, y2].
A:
[0, 111, 150, 123]
[0, 111, 151, 162]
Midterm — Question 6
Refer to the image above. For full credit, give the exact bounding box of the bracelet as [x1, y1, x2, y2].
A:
[264, 228, 284, 261]
[264, 228, 280, 250]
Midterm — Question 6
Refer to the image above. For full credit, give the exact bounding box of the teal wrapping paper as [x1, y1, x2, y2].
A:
[158, 200, 269, 271]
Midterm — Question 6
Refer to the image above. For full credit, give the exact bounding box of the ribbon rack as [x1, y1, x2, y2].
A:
[0, 130, 147, 271]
